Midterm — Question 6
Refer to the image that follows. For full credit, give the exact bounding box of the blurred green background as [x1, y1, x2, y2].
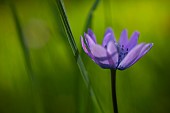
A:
[0, 0, 170, 113]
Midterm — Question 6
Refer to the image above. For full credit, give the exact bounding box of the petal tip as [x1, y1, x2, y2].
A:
[106, 27, 112, 30]
[83, 32, 86, 36]
[135, 31, 140, 37]
[84, 33, 89, 38]
[148, 43, 154, 48]
[80, 36, 84, 42]
[87, 28, 92, 32]
[121, 29, 128, 35]
[105, 27, 114, 34]
[123, 28, 128, 32]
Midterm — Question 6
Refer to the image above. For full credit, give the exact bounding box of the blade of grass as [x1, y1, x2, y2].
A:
[83, 0, 100, 32]
[9, 1, 34, 82]
[55, 0, 104, 113]
[10, 2, 44, 113]
[56, 0, 88, 85]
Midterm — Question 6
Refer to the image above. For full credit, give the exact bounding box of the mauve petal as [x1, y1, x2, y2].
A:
[126, 31, 140, 51]
[91, 44, 107, 58]
[92, 53, 111, 69]
[102, 33, 111, 47]
[81, 36, 88, 54]
[107, 41, 118, 68]
[81, 36, 96, 61]
[97, 62, 113, 69]
[84, 33, 95, 49]
[95, 56, 115, 69]
[102, 28, 116, 47]
[125, 43, 153, 68]
[119, 29, 128, 47]
[88, 29, 96, 43]
[138, 43, 153, 57]
[90, 44, 112, 68]
[83, 33, 116, 69]
[117, 43, 145, 70]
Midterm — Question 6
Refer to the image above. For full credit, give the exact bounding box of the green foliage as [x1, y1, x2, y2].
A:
[83, 0, 100, 32]
[0, 0, 170, 113]
[55, 0, 105, 113]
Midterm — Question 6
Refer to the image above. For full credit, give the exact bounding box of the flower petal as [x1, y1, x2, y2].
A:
[125, 43, 153, 68]
[107, 41, 118, 68]
[91, 44, 107, 58]
[126, 31, 140, 51]
[81, 36, 88, 54]
[88, 29, 96, 43]
[98, 62, 112, 69]
[84, 33, 95, 49]
[90, 44, 112, 68]
[102, 28, 116, 47]
[102, 33, 111, 47]
[81, 36, 95, 60]
[117, 43, 145, 70]
[119, 29, 128, 47]
[138, 43, 153, 58]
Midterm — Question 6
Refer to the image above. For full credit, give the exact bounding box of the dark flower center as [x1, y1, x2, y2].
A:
[117, 44, 128, 64]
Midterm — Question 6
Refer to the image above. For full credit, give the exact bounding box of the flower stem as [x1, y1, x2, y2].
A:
[111, 69, 118, 113]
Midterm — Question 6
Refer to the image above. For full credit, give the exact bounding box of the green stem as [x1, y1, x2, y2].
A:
[55, 1, 105, 113]
[10, 2, 34, 82]
[83, 0, 100, 31]
[111, 69, 118, 113]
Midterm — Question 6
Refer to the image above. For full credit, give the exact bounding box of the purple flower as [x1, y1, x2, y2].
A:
[81, 28, 153, 70]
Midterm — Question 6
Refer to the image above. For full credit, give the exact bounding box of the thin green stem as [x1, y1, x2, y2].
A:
[55, 1, 105, 113]
[10, 2, 34, 82]
[111, 69, 118, 113]
[83, 0, 100, 32]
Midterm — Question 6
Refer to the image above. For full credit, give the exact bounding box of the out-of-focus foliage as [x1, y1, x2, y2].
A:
[0, 0, 170, 113]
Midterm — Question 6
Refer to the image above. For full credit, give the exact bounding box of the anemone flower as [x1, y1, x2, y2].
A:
[81, 28, 153, 113]
[81, 28, 153, 70]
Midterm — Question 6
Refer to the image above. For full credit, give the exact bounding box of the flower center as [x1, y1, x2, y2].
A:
[117, 44, 128, 64]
